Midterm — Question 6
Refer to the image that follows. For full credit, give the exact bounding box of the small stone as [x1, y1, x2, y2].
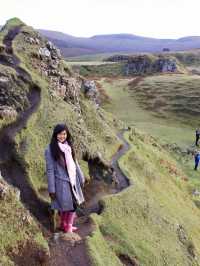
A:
[53, 232, 60, 242]
[61, 232, 82, 246]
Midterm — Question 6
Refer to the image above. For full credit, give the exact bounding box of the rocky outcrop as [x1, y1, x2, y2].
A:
[154, 57, 177, 72]
[81, 79, 100, 106]
[22, 29, 84, 113]
[105, 54, 180, 75]
[0, 105, 17, 119]
[124, 55, 178, 75]
[46, 41, 61, 59]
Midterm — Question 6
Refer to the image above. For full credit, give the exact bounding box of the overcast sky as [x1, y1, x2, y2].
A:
[0, 0, 199, 38]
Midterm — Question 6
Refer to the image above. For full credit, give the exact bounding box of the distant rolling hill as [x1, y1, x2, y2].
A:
[38, 29, 200, 58]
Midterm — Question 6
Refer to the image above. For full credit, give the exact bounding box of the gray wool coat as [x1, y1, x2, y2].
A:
[44, 145, 85, 211]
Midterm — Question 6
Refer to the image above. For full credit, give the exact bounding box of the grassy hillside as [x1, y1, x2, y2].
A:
[0, 18, 122, 264]
[0, 173, 48, 266]
[100, 77, 194, 147]
[129, 74, 200, 126]
[171, 50, 200, 66]
[99, 75, 200, 209]
[2, 17, 200, 266]
[10, 22, 122, 193]
[74, 54, 186, 78]
[87, 129, 200, 265]
[0, 19, 51, 265]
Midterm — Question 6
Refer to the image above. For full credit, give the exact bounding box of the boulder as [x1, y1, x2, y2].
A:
[81, 80, 100, 105]
[46, 41, 61, 59]
[39, 47, 51, 59]
[105, 54, 179, 75]
[155, 58, 177, 72]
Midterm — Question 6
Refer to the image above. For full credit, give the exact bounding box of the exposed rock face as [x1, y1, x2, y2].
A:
[124, 55, 152, 75]
[38, 41, 61, 61]
[23, 31, 83, 113]
[124, 55, 177, 75]
[37, 38, 101, 113]
[106, 54, 179, 75]
[39, 47, 51, 59]
[155, 58, 177, 72]
[22, 28, 101, 117]
[81, 80, 100, 106]
[46, 41, 61, 59]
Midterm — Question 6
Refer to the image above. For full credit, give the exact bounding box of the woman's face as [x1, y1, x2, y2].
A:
[57, 130, 67, 143]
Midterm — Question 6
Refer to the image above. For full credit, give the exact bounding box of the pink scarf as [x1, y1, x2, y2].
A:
[58, 141, 76, 186]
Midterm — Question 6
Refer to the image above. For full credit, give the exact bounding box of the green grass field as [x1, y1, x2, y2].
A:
[130, 74, 200, 126]
[65, 52, 134, 62]
[66, 61, 115, 66]
[100, 77, 197, 148]
[100, 74, 200, 198]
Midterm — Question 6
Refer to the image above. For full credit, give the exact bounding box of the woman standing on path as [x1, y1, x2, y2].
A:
[45, 124, 85, 233]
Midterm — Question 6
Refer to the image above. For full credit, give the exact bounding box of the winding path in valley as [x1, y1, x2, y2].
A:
[47, 129, 131, 266]
[0, 26, 132, 266]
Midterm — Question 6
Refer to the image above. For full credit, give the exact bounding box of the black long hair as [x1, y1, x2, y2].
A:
[50, 123, 76, 162]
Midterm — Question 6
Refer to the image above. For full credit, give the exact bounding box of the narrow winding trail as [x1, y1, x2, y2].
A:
[111, 130, 130, 190]
[0, 26, 132, 266]
[47, 129, 131, 266]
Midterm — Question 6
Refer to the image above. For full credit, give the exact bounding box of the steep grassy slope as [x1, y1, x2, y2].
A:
[0, 18, 122, 264]
[0, 19, 51, 265]
[87, 129, 200, 265]
[2, 17, 200, 266]
[100, 75, 200, 191]
[9, 21, 122, 194]
[0, 176, 48, 266]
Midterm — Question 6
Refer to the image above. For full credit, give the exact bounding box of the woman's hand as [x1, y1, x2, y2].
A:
[49, 192, 56, 200]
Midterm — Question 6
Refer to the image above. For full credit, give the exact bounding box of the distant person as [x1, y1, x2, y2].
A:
[194, 150, 200, 170]
[45, 124, 85, 233]
[195, 128, 200, 146]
